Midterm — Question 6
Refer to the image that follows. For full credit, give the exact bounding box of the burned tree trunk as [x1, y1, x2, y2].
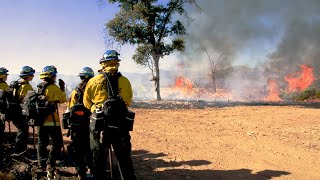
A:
[203, 48, 223, 94]
[210, 71, 217, 93]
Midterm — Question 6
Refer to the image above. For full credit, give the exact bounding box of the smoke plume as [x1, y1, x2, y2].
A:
[177, 0, 320, 97]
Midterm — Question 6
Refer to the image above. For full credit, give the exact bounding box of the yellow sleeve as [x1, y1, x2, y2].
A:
[68, 90, 77, 108]
[119, 76, 133, 106]
[18, 83, 33, 101]
[83, 75, 109, 112]
[83, 78, 94, 112]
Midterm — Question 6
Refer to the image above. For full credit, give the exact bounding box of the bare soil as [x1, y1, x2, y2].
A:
[130, 101, 320, 180]
[1, 101, 320, 180]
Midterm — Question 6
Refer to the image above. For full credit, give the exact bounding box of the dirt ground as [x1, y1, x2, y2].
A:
[130, 102, 320, 180]
[1, 101, 320, 180]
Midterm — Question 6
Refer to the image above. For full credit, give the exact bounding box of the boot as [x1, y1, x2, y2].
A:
[46, 164, 54, 180]
[46, 165, 61, 180]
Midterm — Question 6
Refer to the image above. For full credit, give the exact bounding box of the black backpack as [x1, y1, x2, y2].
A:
[0, 80, 24, 120]
[20, 82, 57, 126]
[90, 72, 135, 131]
[62, 87, 91, 129]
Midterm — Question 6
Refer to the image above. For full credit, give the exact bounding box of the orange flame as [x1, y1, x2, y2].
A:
[265, 78, 281, 101]
[175, 76, 193, 89]
[284, 64, 314, 92]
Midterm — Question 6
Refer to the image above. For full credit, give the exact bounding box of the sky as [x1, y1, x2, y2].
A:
[1, 0, 320, 99]
[0, 0, 148, 76]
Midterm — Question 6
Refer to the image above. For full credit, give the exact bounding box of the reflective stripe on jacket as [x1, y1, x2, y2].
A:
[83, 73, 133, 112]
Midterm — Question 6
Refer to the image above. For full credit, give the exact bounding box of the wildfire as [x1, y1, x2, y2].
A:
[165, 64, 316, 102]
[175, 76, 193, 89]
[265, 78, 281, 101]
[265, 64, 315, 101]
[164, 76, 233, 101]
[284, 64, 314, 92]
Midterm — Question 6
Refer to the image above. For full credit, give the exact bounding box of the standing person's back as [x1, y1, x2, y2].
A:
[0, 67, 9, 148]
[83, 50, 136, 180]
[11, 66, 35, 155]
[65, 67, 94, 180]
[36, 65, 66, 179]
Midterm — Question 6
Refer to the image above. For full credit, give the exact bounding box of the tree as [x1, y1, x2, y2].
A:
[105, 0, 198, 100]
[202, 48, 224, 93]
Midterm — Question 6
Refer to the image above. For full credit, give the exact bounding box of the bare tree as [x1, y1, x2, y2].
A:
[104, 0, 198, 100]
[202, 48, 224, 93]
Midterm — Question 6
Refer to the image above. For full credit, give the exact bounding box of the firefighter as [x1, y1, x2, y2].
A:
[0, 67, 9, 147]
[37, 65, 66, 179]
[83, 50, 136, 180]
[67, 67, 94, 180]
[11, 66, 35, 155]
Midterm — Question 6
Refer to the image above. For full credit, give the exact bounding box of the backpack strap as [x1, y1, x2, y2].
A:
[37, 82, 52, 95]
[101, 72, 121, 98]
[75, 87, 84, 104]
[37, 82, 58, 126]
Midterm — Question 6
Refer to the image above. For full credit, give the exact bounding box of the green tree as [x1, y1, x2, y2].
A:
[105, 0, 197, 100]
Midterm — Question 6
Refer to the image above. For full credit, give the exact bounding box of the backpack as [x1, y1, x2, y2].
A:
[62, 87, 91, 129]
[0, 80, 24, 120]
[90, 72, 135, 131]
[20, 82, 57, 126]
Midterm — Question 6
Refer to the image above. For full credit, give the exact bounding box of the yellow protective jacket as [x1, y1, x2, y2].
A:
[0, 81, 8, 90]
[83, 73, 133, 112]
[68, 90, 77, 108]
[17, 80, 33, 102]
[42, 83, 67, 126]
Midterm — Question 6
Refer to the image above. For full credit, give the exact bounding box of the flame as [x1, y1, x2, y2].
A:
[166, 64, 316, 102]
[265, 78, 281, 101]
[166, 76, 233, 101]
[284, 64, 314, 92]
[175, 76, 193, 89]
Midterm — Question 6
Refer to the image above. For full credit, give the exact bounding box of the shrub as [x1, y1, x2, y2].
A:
[280, 87, 320, 101]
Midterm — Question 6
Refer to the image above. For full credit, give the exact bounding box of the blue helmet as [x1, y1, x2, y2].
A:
[0, 67, 9, 75]
[39, 65, 57, 79]
[19, 66, 35, 77]
[99, 50, 121, 64]
[79, 67, 94, 77]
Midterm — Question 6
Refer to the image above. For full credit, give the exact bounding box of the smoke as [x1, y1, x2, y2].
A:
[175, 0, 320, 97]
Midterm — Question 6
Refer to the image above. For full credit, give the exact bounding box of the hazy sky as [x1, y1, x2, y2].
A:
[2, 0, 319, 78]
[0, 0, 146, 75]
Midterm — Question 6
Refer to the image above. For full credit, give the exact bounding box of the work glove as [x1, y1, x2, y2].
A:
[58, 79, 65, 92]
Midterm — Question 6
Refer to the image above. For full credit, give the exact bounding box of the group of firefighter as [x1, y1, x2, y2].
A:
[0, 50, 137, 180]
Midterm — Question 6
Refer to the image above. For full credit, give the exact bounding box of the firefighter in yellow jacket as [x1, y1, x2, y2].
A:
[66, 67, 94, 179]
[0, 67, 9, 147]
[83, 50, 135, 180]
[37, 65, 66, 179]
[11, 66, 35, 155]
